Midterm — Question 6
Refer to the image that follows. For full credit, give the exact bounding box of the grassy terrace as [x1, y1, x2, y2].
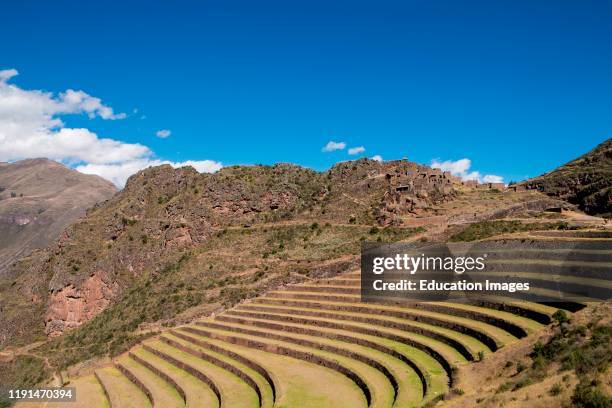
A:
[182, 323, 396, 407]
[95, 367, 151, 408]
[258, 293, 517, 349]
[71, 286, 571, 407]
[160, 332, 275, 408]
[49, 232, 612, 407]
[16, 375, 111, 408]
[198, 314, 447, 403]
[130, 347, 219, 408]
[116, 354, 183, 408]
[147, 339, 259, 407]
[282, 279, 543, 335]
[192, 318, 424, 406]
[233, 302, 487, 359]
[180, 333, 368, 408]
[217, 308, 464, 369]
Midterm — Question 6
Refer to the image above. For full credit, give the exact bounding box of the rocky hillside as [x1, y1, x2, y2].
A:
[522, 138, 612, 216]
[0, 159, 117, 274]
[0, 158, 457, 350]
[0, 155, 579, 358]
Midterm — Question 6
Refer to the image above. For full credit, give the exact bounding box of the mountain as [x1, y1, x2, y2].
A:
[0, 159, 463, 348]
[0, 159, 117, 274]
[0, 157, 568, 365]
[522, 138, 612, 216]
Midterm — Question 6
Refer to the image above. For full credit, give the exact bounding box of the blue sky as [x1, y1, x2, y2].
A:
[1, 0, 611, 186]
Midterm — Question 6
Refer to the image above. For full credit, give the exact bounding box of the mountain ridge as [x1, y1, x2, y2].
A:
[522, 138, 612, 216]
[0, 158, 117, 275]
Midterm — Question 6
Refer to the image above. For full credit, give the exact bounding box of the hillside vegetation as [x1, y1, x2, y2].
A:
[0, 151, 609, 407]
[523, 138, 612, 217]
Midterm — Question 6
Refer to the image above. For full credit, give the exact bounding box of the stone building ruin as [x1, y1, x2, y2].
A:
[375, 160, 456, 225]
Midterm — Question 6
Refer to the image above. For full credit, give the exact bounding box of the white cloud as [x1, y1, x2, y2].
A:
[156, 129, 171, 138]
[322, 141, 346, 152]
[0, 69, 222, 187]
[0, 69, 18, 82]
[483, 174, 504, 183]
[348, 146, 365, 155]
[430, 158, 504, 184]
[61, 89, 127, 120]
[371, 155, 383, 162]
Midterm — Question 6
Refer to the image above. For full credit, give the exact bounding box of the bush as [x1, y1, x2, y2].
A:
[549, 383, 562, 396]
[553, 309, 570, 325]
[497, 382, 512, 393]
[572, 380, 612, 408]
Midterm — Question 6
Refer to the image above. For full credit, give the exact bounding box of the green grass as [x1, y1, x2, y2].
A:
[118, 355, 183, 408]
[177, 333, 367, 408]
[131, 347, 219, 408]
[162, 332, 275, 408]
[241, 301, 489, 358]
[95, 367, 151, 408]
[148, 340, 260, 408]
[261, 293, 518, 346]
[212, 312, 453, 404]
[184, 323, 396, 408]
[194, 317, 425, 407]
[449, 220, 571, 242]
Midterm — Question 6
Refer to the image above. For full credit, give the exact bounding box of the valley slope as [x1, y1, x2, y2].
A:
[0, 158, 117, 275]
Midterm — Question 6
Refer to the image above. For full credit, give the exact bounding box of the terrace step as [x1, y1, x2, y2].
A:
[95, 367, 152, 408]
[220, 307, 464, 369]
[468, 247, 612, 263]
[117, 354, 183, 408]
[180, 322, 396, 408]
[484, 258, 612, 280]
[280, 286, 538, 337]
[526, 230, 612, 239]
[131, 346, 220, 408]
[197, 318, 425, 407]
[235, 302, 485, 359]
[316, 276, 558, 323]
[169, 331, 369, 407]
[205, 312, 454, 404]
[258, 295, 516, 350]
[159, 333, 275, 408]
[145, 339, 259, 408]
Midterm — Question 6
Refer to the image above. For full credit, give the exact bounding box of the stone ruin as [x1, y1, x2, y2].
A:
[462, 180, 507, 190]
[375, 160, 456, 226]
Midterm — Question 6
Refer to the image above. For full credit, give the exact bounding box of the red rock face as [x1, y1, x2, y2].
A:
[44, 274, 118, 337]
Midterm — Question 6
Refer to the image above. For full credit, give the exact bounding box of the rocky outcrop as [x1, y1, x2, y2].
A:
[521, 138, 611, 216]
[45, 273, 119, 337]
[0, 155, 569, 344]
